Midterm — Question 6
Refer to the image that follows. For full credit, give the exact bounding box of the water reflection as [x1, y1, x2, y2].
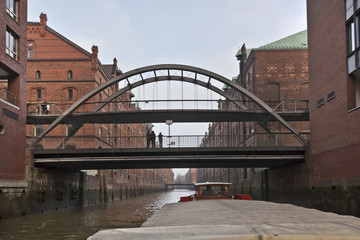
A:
[0, 189, 194, 240]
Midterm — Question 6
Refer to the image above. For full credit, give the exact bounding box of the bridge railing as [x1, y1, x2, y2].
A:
[26, 99, 309, 115]
[27, 133, 309, 150]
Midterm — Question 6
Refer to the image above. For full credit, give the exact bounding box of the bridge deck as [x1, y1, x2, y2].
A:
[27, 109, 309, 125]
[33, 146, 305, 170]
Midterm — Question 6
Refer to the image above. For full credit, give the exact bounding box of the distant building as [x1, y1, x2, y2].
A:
[198, 30, 309, 184]
[0, 0, 28, 187]
[185, 169, 196, 183]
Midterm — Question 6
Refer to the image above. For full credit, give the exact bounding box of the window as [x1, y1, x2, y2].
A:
[6, 28, 18, 60]
[347, 20, 356, 54]
[66, 124, 73, 136]
[67, 70, 73, 80]
[317, 97, 324, 108]
[327, 90, 336, 102]
[36, 70, 41, 80]
[356, 79, 360, 107]
[36, 89, 42, 100]
[34, 125, 43, 136]
[6, 0, 18, 21]
[28, 49, 33, 59]
[68, 89, 73, 100]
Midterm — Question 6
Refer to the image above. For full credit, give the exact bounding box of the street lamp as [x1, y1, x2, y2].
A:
[166, 120, 173, 148]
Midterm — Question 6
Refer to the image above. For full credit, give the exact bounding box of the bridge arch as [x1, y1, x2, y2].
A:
[32, 64, 305, 146]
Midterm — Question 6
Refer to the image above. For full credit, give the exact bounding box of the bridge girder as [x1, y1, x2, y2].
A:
[31, 64, 306, 147]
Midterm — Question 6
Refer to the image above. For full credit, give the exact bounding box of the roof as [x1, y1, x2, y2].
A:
[103, 65, 114, 77]
[235, 30, 307, 57]
[236, 48, 252, 58]
[257, 30, 307, 50]
[27, 22, 92, 58]
[195, 182, 232, 186]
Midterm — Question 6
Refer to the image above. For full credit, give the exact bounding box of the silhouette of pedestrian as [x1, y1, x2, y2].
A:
[150, 131, 156, 148]
[158, 132, 163, 148]
[146, 130, 151, 148]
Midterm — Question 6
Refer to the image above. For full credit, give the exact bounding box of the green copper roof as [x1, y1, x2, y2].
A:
[257, 30, 307, 50]
[236, 48, 252, 58]
[235, 30, 307, 57]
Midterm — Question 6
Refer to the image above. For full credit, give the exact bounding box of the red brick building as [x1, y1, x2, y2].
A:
[198, 31, 309, 186]
[304, 0, 360, 215]
[0, 0, 27, 186]
[26, 13, 173, 199]
[26, 13, 129, 150]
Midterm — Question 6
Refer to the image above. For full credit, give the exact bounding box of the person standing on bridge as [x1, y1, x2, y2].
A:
[158, 132, 163, 148]
[150, 131, 156, 148]
[146, 130, 151, 148]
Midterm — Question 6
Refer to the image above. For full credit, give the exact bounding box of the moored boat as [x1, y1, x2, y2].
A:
[179, 182, 251, 202]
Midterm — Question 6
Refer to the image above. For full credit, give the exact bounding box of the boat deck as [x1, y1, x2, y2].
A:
[88, 200, 360, 239]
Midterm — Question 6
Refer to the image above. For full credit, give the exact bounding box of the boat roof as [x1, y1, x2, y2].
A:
[195, 182, 232, 186]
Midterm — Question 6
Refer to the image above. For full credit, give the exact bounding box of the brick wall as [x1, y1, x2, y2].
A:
[0, 0, 27, 183]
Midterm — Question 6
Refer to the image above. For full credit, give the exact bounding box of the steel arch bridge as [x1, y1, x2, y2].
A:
[31, 64, 306, 147]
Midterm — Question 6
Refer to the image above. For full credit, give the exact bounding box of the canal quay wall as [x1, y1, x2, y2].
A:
[224, 147, 360, 218]
[0, 150, 166, 220]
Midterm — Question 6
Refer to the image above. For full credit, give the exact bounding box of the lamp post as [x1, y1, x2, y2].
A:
[166, 120, 173, 148]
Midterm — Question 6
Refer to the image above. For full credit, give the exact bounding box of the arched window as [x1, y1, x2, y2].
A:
[68, 88, 73, 100]
[36, 70, 41, 80]
[67, 70, 73, 80]
[36, 88, 42, 100]
[28, 49, 33, 58]
[66, 124, 73, 136]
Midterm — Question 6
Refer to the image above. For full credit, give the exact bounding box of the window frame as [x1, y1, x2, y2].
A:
[34, 125, 43, 136]
[36, 89, 42, 100]
[68, 88, 73, 100]
[6, 0, 19, 22]
[5, 27, 19, 60]
[36, 70, 41, 80]
[28, 49, 33, 59]
[67, 70, 73, 80]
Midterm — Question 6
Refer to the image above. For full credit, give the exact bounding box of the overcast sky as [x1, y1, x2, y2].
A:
[28, 0, 307, 175]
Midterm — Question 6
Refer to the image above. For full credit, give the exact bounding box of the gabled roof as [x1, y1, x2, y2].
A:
[257, 30, 307, 50]
[27, 22, 92, 58]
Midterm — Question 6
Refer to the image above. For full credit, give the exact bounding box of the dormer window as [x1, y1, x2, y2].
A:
[67, 70, 73, 80]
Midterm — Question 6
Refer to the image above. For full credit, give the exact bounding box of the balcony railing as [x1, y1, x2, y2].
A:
[0, 89, 16, 106]
[27, 133, 309, 150]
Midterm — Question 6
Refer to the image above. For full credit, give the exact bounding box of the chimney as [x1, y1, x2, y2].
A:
[39, 13, 47, 37]
[91, 45, 98, 72]
[111, 58, 118, 77]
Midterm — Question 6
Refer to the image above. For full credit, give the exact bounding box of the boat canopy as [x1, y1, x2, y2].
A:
[194, 182, 232, 186]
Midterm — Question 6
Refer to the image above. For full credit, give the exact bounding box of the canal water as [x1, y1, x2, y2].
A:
[0, 189, 194, 240]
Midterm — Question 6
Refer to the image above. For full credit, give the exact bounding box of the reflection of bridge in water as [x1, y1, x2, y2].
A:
[26, 64, 309, 170]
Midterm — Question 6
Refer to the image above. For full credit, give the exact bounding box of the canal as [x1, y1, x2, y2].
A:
[0, 189, 194, 240]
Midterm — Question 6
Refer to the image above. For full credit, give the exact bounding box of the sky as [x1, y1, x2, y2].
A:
[28, 0, 307, 176]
